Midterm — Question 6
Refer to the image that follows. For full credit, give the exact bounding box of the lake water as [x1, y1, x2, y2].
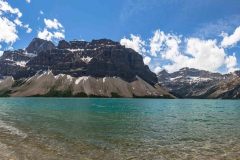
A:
[0, 98, 239, 160]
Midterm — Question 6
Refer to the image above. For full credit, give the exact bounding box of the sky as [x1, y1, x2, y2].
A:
[0, 0, 240, 73]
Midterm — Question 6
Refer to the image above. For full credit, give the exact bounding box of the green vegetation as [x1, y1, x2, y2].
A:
[44, 88, 73, 97]
[0, 90, 11, 97]
[111, 92, 121, 98]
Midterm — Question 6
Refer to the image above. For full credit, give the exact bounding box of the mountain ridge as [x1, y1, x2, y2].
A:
[158, 67, 240, 99]
[0, 38, 174, 98]
[1, 38, 239, 99]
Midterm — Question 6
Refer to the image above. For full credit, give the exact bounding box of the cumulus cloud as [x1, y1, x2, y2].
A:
[120, 34, 146, 55]
[121, 28, 239, 73]
[38, 18, 65, 41]
[161, 35, 238, 73]
[40, 10, 44, 15]
[225, 53, 238, 73]
[38, 29, 64, 41]
[0, 0, 31, 46]
[154, 66, 162, 74]
[149, 30, 166, 57]
[38, 28, 53, 41]
[221, 26, 240, 48]
[44, 18, 63, 30]
[0, 17, 18, 44]
[0, 50, 3, 57]
[24, 24, 32, 33]
[184, 38, 226, 72]
[143, 56, 151, 65]
[148, 30, 189, 72]
[26, 0, 31, 3]
[0, 0, 22, 18]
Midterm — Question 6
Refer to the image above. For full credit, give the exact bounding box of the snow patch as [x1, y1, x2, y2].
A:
[170, 76, 182, 81]
[5, 58, 13, 62]
[37, 70, 53, 79]
[75, 76, 89, 85]
[81, 56, 92, 63]
[16, 61, 28, 67]
[187, 76, 212, 83]
[67, 75, 73, 81]
[5, 58, 28, 67]
[24, 52, 37, 57]
[67, 49, 85, 52]
[103, 77, 107, 83]
[54, 74, 65, 79]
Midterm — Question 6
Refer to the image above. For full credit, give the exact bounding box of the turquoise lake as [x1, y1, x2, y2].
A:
[0, 98, 239, 160]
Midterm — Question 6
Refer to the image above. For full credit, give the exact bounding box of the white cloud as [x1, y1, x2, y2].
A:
[13, 18, 22, 26]
[143, 56, 151, 65]
[149, 30, 166, 57]
[184, 38, 226, 72]
[53, 31, 65, 39]
[38, 18, 65, 41]
[0, 17, 18, 44]
[221, 26, 240, 48]
[152, 30, 239, 73]
[0, 0, 22, 18]
[26, 0, 31, 3]
[38, 30, 65, 41]
[40, 10, 44, 15]
[225, 53, 238, 73]
[44, 18, 63, 30]
[121, 27, 240, 73]
[13, 18, 32, 33]
[155, 37, 229, 73]
[0, 0, 31, 47]
[120, 34, 146, 55]
[38, 28, 53, 41]
[148, 30, 189, 72]
[24, 24, 32, 33]
[154, 66, 162, 74]
[0, 50, 3, 57]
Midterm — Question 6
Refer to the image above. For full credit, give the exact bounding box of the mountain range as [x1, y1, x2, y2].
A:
[0, 38, 173, 98]
[158, 68, 240, 99]
[0, 38, 239, 99]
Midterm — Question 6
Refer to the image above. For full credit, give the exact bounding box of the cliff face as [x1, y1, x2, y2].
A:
[0, 38, 174, 98]
[0, 38, 157, 85]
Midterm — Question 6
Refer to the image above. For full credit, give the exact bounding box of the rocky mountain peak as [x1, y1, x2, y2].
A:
[158, 69, 169, 76]
[171, 67, 222, 78]
[26, 38, 56, 54]
[57, 40, 71, 49]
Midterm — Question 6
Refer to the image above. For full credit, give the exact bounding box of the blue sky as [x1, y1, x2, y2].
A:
[1, 0, 240, 73]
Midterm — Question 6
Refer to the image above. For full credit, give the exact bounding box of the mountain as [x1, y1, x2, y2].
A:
[0, 38, 174, 98]
[158, 68, 240, 99]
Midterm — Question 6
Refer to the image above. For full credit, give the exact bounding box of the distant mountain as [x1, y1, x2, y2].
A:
[0, 38, 174, 98]
[158, 67, 240, 99]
